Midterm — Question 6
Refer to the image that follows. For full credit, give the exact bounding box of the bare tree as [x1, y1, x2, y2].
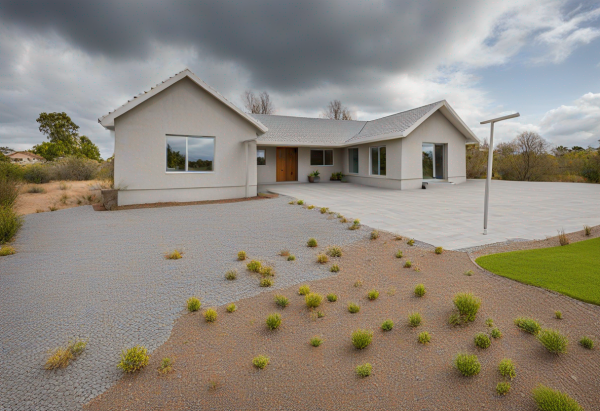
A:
[320, 99, 353, 120]
[495, 131, 553, 181]
[242, 91, 274, 114]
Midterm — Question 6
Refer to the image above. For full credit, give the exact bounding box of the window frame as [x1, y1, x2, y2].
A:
[165, 134, 216, 173]
[370, 145, 386, 176]
[310, 149, 334, 166]
[347, 147, 359, 174]
[257, 149, 266, 166]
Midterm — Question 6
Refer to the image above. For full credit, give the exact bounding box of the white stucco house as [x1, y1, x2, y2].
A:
[99, 69, 480, 206]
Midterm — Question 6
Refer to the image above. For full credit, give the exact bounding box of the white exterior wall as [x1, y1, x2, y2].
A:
[343, 139, 404, 189]
[113, 77, 258, 206]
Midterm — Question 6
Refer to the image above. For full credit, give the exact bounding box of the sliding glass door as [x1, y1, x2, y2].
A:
[422, 143, 445, 180]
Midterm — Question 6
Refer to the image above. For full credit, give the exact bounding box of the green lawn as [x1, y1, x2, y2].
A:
[476, 237, 600, 305]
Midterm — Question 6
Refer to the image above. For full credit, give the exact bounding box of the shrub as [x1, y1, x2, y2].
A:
[117, 345, 149, 373]
[266, 313, 282, 330]
[353, 279, 362, 287]
[407, 239, 415, 246]
[287, 255, 296, 261]
[491, 327, 502, 339]
[317, 253, 329, 264]
[351, 329, 373, 349]
[327, 293, 337, 302]
[237, 251, 247, 260]
[454, 353, 481, 377]
[58, 181, 70, 190]
[474, 333, 491, 349]
[279, 249, 290, 257]
[498, 358, 516, 380]
[225, 270, 237, 280]
[464, 270, 474, 276]
[434, 246, 443, 254]
[557, 228, 569, 246]
[408, 312, 422, 327]
[252, 355, 270, 369]
[204, 308, 218, 322]
[298, 285, 310, 295]
[0, 161, 25, 181]
[579, 336, 594, 349]
[0, 207, 23, 244]
[348, 303, 360, 313]
[317, 311, 325, 318]
[340, 217, 348, 223]
[555, 311, 562, 319]
[166, 250, 182, 260]
[259, 266, 274, 276]
[395, 250, 403, 258]
[532, 385, 583, 411]
[297, 199, 304, 205]
[23, 163, 52, 184]
[370, 230, 380, 240]
[320, 207, 328, 214]
[485, 318, 494, 327]
[53, 156, 99, 181]
[157, 357, 173, 374]
[496, 382, 511, 396]
[583, 225, 592, 236]
[260, 278, 273, 287]
[247, 260, 261, 272]
[448, 313, 461, 326]
[453, 293, 481, 322]
[226, 303, 237, 313]
[307, 205, 314, 210]
[418, 331, 431, 344]
[353, 219, 360, 226]
[310, 336, 323, 347]
[403, 260, 412, 268]
[275, 294, 290, 308]
[305, 293, 324, 308]
[381, 319, 394, 331]
[367, 289, 379, 300]
[44, 339, 87, 370]
[0, 245, 15, 256]
[307, 238, 318, 247]
[414, 284, 426, 297]
[327, 246, 343, 257]
[355, 363, 372, 377]
[187, 297, 201, 312]
[330, 264, 339, 272]
[0, 178, 19, 208]
[514, 317, 541, 335]
[27, 185, 46, 194]
[537, 328, 568, 354]
[59, 193, 69, 204]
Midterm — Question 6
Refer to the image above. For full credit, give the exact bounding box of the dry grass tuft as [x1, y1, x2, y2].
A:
[557, 228, 569, 246]
[166, 250, 182, 260]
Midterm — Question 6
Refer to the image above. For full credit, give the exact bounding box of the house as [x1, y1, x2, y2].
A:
[7, 151, 45, 164]
[99, 69, 479, 206]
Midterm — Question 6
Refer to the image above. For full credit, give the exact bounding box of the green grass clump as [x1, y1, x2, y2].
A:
[434, 246, 443, 254]
[327, 246, 343, 257]
[157, 357, 173, 374]
[418, 331, 431, 344]
[454, 353, 481, 377]
[274, 294, 290, 308]
[496, 382, 511, 396]
[474, 332, 491, 349]
[27, 185, 46, 194]
[317, 253, 329, 264]
[330, 264, 340, 272]
[403, 260, 412, 268]
[367, 289, 379, 300]
[476, 237, 600, 305]
[555, 310, 562, 319]
[491, 327, 502, 339]
[237, 251, 247, 260]
[320, 207, 328, 214]
[514, 317, 541, 335]
[166, 250, 182, 260]
[186, 297, 201, 312]
[407, 239, 415, 246]
[408, 312, 422, 327]
[0, 246, 16, 256]
[307, 205, 315, 209]
[355, 363, 372, 377]
[260, 277, 273, 287]
[297, 199, 304, 205]
[348, 303, 360, 313]
[532, 385, 583, 411]
[381, 319, 394, 331]
[310, 336, 323, 347]
[537, 328, 568, 354]
[414, 284, 426, 297]
[204, 308, 218, 322]
[498, 358, 516, 380]
[226, 303, 237, 313]
[327, 293, 337, 302]
[395, 250, 403, 258]
[225, 270, 237, 280]
[298, 285, 310, 295]
[579, 336, 594, 349]
[252, 355, 270, 369]
[117, 345, 149, 373]
[448, 313, 461, 326]
[247, 260, 262, 272]
[485, 318, 494, 327]
[453, 292, 481, 322]
[370, 230, 380, 240]
[259, 266, 274, 276]
[266, 313, 282, 330]
[351, 329, 373, 349]
[44, 339, 87, 370]
[305, 293, 323, 308]
[287, 254, 296, 261]
[307, 238, 318, 247]
[464, 270, 474, 276]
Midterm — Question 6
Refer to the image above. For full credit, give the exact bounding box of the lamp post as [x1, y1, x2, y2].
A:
[480, 112, 520, 235]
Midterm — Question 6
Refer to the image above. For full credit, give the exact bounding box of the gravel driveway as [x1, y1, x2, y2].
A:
[0, 197, 365, 410]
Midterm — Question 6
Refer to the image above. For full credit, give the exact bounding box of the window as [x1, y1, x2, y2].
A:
[422, 143, 445, 179]
[166, 135, 214, 172]
[257, 149, 266, 165]
[348, 148, 358, 174]
[310, 149, 334, 166]
[370, 146, 386, 176]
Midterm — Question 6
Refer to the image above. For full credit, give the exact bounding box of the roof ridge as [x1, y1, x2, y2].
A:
[253, 113, 366, 123]
[363, 100, 444, 123]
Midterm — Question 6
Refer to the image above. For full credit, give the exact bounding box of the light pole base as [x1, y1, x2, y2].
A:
[483, 229, 488, 235]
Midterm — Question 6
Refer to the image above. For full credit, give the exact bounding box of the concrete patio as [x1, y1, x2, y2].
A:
[261, 179, 600, 250]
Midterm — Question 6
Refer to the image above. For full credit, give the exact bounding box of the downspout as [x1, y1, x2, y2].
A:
[245, 141, 249, 198]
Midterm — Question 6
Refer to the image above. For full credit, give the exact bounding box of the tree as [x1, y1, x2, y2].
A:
[0, 152, 9, 162]
[321, 100, 353, 120]
[495, 131, 552, 181]
[37, 112, 80, 146]
[79, 136, 101, 161]
[465, 141, 489, 179]
[243, 91, 274, 114]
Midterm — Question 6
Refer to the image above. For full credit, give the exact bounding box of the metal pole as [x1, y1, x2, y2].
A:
[483, 122, 494, 235]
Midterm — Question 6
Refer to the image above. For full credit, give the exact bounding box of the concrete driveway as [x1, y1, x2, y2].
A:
[262, 180, 600, 250]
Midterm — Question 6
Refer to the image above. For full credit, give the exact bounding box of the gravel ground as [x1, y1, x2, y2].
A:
[84, 231, 600, 411]
[0, 197, 366, 410]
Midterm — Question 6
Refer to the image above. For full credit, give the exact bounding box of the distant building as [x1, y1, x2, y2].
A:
[7, 151, 46, 164]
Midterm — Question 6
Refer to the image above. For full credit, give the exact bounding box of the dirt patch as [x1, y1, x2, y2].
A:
[113, 193, 278, 211]
[15, 180, 104, 215]
[85, 232, 600, 411]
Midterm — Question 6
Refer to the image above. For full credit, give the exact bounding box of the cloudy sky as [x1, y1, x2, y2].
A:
[1, 0, 599, 159]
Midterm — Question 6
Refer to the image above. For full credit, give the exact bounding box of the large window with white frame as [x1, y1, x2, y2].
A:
[310, 149, 333, 166]
[370, 146, 386, 176]
[166, 135, 215, 172]
[348, 148, 358, 174]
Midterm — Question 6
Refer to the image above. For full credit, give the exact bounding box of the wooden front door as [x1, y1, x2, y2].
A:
[276, 147, 298, 182]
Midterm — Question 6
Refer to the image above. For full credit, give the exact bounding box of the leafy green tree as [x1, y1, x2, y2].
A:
[0, 152, 9, 163]
[79, 136, 101, 161]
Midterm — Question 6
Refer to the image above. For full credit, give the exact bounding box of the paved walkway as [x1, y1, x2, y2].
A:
[0, 198, 366, 410]
[262, 180, 600, 250]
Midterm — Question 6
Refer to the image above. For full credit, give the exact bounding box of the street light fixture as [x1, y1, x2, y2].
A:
[480, 112, 520, 235]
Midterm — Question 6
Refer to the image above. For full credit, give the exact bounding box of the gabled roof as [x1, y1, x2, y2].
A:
[98, 69, 268, 133]
[7, 151, 45, 160]
[253, 100, 480, 146]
